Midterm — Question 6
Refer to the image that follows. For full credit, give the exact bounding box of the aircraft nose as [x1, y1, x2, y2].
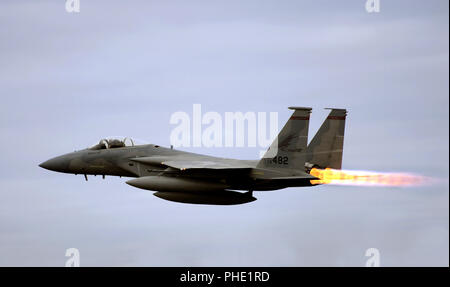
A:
[39, 156, 69, 172]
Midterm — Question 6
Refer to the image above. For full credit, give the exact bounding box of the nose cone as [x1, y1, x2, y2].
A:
[39, 155, 70, 173]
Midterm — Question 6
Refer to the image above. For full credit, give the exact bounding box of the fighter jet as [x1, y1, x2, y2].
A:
[39, 107, 347, 205]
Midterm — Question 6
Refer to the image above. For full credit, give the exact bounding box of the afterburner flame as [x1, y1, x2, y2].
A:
[310, 168, 430, 187]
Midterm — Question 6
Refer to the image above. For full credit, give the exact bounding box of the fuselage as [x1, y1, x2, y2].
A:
[39, 144, 315, 191]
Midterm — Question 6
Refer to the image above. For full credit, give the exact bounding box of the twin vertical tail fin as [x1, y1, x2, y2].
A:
[257, 107, 347, 173]
[305, 108, 347, 170]
[257, 107, 312, 171]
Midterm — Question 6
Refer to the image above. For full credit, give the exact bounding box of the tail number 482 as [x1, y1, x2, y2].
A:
[265, 156, 289, 165]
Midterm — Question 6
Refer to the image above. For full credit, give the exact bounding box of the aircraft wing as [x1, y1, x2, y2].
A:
[130, 156, 253, 170]
[129, 156, 320, 183]
[161, 160, 252, 170]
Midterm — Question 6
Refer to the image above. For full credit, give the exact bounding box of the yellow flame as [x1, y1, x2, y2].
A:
[310, 168, 430, 187]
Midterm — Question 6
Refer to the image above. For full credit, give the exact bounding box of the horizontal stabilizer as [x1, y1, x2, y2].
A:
[251, 168, 318, 180]
[268, 174, 319, 180]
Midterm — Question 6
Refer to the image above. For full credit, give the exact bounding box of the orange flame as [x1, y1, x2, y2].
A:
[310, 168, 430, 187]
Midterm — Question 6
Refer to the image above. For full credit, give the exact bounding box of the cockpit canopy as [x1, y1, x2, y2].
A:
[88, 137, 141, 150]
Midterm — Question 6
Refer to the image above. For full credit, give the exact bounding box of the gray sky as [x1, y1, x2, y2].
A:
[0, 0, 448, 266]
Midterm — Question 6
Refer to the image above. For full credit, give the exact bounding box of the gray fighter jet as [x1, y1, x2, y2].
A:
[39, 107, 347, 205]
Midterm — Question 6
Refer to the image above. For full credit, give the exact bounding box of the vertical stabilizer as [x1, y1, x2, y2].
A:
[257, 107, 312, 171]
[305, 108, 347, 170]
